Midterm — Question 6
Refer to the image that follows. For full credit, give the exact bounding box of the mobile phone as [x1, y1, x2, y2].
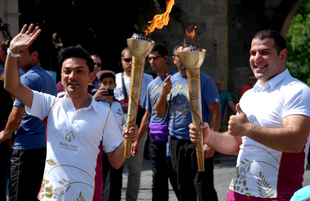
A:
[165, 73, 169, 78]
[107, 89, 114, 96]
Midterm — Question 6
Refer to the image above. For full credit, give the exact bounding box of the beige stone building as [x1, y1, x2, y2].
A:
[0, 0, 19, 39]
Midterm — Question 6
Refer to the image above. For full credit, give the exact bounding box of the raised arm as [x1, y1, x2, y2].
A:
[155, 75, 172, 118]
[4, 24, 41, 108]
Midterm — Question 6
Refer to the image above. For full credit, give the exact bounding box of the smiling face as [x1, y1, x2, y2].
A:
[249, 38, 287, 86]
[61, 57, 91, 99]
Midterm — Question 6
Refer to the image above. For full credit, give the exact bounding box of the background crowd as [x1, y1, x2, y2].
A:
[0, 25, 310, 201]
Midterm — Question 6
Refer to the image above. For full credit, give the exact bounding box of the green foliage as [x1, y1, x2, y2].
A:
[286, 0, 310, 85]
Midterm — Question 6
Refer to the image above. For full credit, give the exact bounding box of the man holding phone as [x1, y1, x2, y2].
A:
[93, 70, 120, 104]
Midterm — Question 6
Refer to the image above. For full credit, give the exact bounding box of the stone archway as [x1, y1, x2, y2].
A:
[227, 0, 303, 102]
[279, 0, 302, 36]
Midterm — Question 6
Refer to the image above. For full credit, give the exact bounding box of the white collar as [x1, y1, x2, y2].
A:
[253, 69, 290, 92]
[63, 93, 100, 114]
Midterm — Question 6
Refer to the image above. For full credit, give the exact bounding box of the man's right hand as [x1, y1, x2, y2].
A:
[189, 122, 210, 144]
[162, 75, 172, 95]
[8, 24, 41, 54]
[0, 130, 12, 144]
[93, 87, 108, 101]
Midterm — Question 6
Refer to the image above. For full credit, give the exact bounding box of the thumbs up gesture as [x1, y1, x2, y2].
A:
[228, 103, 249, 137]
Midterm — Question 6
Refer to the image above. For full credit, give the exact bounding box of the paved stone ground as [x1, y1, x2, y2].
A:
[121, 155, 310, 201]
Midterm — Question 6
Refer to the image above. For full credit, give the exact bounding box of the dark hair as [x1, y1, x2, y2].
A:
[151, 44, 168, 57]
[28, 39, 40, 53]
[57, 46, 94, 72]
[99, 73, 115, 83]
[253, 30, 286, 55]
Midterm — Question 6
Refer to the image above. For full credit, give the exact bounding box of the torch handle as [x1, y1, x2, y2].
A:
[124, 141, 132, 159]
[187, 68, 205, 172]
[195, 129, 205, 172]
[123, 56, 146, 158]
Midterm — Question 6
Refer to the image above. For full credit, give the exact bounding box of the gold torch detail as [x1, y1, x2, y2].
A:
[124, 37, 154, 158]
[178, 48, 206, 171]
[123, 0, 174, 158]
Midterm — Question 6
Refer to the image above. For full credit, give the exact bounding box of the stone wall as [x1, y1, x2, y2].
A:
[148, 0, 301, 127]
[1, 0, 301, 103]
[150, 0, 301, 103]
[0, 0, 20, 38]
[150, 0, 228, 85]
[227, 0, 301, 102]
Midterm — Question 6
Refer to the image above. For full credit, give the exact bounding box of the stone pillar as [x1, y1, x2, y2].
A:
[0, 0, 20, 38]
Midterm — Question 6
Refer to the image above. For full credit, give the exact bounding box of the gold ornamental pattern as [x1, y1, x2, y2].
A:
[178, 49, 206, 171]
[131, 58, 144, 87]
[124, 38, 155, 158]
[187, 68, 201, 100]
[40, 159, 93, 200]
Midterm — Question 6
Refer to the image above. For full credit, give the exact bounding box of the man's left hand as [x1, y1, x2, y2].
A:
[204, 144, 215, 158]
[228, 103, 249, 137]
[122, 124, 139, 142]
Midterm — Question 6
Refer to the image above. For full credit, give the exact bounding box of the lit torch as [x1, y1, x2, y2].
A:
[124, 35, 154, 158]
[124, 0, 175, 158]
[178, 26, 206, 171]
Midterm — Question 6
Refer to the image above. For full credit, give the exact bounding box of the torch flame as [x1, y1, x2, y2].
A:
[186, 25, 197, 41]
[184, 25, 197, 46]
[143, 0, 175, 36]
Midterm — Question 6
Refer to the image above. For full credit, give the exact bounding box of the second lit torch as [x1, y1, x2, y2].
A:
[178, 45, 206, 171]
[124, 33, 155, 158]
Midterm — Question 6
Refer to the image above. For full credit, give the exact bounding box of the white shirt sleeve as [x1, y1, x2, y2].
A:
[25, 90, 59, 120]
[102, 111, 123, 153]
[282, 83, 310, 118]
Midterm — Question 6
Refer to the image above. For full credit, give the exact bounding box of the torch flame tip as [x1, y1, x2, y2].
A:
[183, 25, 204, 52]
[143, 0, 175, 35]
